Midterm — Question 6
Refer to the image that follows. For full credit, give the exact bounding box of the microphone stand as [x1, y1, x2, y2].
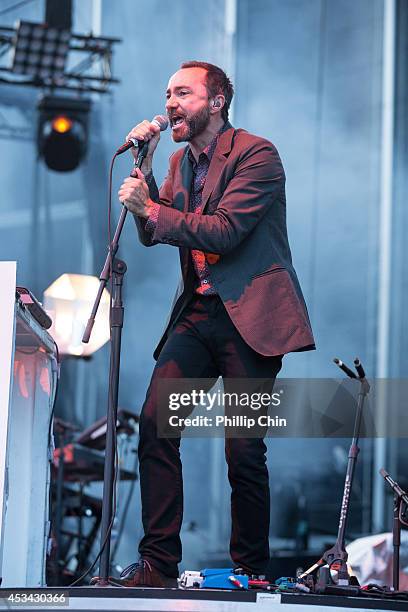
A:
[379, 468, 408, 591]
[299, 358, 370, 593]
[82, 143, 148, 586]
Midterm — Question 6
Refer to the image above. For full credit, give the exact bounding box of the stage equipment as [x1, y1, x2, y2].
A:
[0, 14, 120, 95]
[37, 95, 91, 171]
[49, 485, 103, 586]
[81, 125, 168, 585]
[299, 357, 370, 593]
[0, 262, 59, 587]
[76, 409, 139, 451]
[16, 285, 52, 329]
[179, 570, 204, 589]
[50, 416, 102, 585]
[200, 568, 249, 590]
[0, 2, 120, 157]
[52, 418, 80, 585]
[11, 20, 70, 81]
[43, 273, 110, 357]
[54, 443, 138, 484]
[50, 414, 138, 585]
[380, 468, 408, 591]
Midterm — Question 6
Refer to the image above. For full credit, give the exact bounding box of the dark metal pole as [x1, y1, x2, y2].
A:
[392, 493, 401, 591]
[380, 468, 408, 591]
[55, 432, 65, 583]
[84, 143, 148, 586]
[81, 208, 128, 344]
[335, 374, 370, 552]
[97, 258, 126, 583]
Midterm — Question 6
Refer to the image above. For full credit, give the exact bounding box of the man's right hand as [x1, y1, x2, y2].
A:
[126, 120, 161, 173]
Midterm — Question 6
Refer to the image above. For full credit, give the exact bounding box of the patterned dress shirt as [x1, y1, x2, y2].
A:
[145, 124, 228, 295]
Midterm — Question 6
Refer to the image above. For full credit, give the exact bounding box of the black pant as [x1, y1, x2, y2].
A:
[137, 295, 282, 577]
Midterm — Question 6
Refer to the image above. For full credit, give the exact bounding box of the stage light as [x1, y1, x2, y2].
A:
[37, 96, 91, 172]
[52, 116, 72, 133]
[11, 20, 70, 81]
[43, 274, 110, 357]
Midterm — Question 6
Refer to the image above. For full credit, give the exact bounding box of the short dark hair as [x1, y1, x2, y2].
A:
[180, 60, 234, 122]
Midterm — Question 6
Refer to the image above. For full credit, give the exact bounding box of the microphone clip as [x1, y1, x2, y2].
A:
[134, 142, 149, 168]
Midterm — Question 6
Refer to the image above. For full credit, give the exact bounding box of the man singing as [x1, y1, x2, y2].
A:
[115, 61, 315, 587]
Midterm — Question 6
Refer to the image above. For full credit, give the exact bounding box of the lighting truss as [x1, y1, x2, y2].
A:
[0, 20, 121, 94]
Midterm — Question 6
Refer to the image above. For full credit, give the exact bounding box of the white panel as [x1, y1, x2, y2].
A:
[0, 261, 17, 582]
[0, 268, 58, 587]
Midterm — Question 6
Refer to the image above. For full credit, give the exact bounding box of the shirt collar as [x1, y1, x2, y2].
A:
[188, 122, 229, 165]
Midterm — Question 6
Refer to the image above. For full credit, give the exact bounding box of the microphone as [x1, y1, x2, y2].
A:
[116, 115, 168, 155]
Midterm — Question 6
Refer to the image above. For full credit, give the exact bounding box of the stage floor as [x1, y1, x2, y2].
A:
[0, 587, 407, 612]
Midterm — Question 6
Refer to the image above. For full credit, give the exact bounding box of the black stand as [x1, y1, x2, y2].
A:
[380, 468, 408, 591]
[55, 427, 66, 584]
[82, 143, 148, 586]
[299, 358, 370, 592]
[393, 493, 401, 592]
[53, 417, 79, 584]
[97, 256, 126, 585]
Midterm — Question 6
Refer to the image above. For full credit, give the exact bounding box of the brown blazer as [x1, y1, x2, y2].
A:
[135, 124, 315, 359]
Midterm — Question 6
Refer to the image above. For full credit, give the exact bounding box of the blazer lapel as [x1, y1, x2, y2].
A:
[201, 125, 235, 214]
[178, 147, 193, 213]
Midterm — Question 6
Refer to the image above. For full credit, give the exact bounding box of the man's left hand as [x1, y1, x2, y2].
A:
[118, 168, 153, 218]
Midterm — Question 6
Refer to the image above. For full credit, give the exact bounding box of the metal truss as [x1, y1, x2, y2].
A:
[0, 24, 121, 94]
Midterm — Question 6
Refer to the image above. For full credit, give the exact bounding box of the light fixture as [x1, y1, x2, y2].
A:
[11, 20, 70, 81]
[37, 95, 90, 172]
[52, 115, 72, 133]
[43, 274, 110, 357]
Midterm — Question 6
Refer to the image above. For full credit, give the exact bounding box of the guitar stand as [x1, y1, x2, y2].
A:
[299, 357, 370, 594]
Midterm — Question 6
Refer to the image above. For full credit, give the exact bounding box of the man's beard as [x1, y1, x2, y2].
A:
[172, 104, 211, 142]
